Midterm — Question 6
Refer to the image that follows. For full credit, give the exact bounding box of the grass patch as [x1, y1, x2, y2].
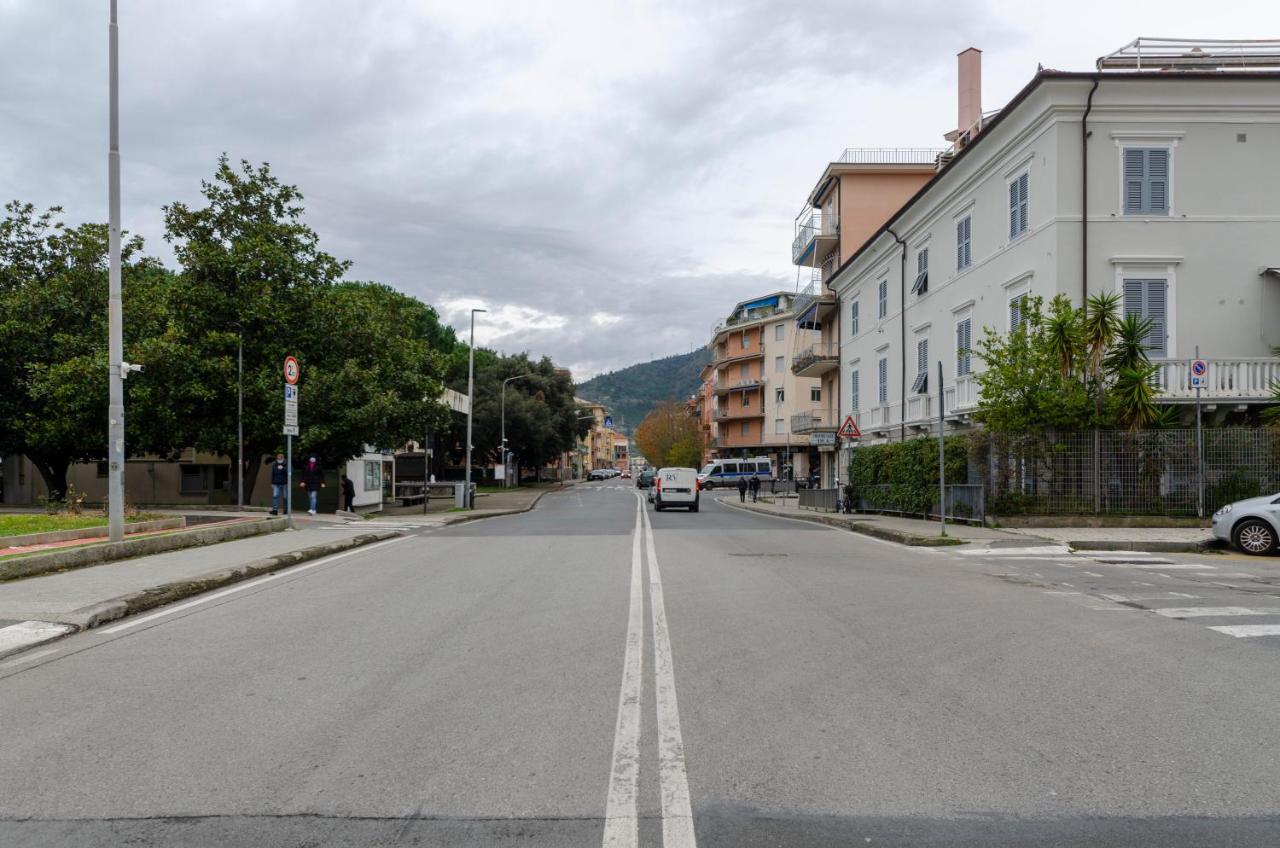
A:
[0, 512, 159, 537]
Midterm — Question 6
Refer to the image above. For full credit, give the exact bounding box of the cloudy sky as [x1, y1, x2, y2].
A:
[1, 1, 1270, 378]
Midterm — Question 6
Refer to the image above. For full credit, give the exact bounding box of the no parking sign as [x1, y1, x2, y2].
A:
[1190, 358, 1208, 389]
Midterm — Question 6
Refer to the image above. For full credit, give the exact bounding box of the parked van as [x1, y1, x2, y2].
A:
[697, 457, 774, 490]
[654, 467, 699, 512]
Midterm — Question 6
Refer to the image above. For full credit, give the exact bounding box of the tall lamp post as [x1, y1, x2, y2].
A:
[500, 373, 537, 488]
[464, 308, 486, 508]
[106, 0, 126, 542]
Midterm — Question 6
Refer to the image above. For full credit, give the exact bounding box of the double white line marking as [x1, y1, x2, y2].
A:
[602, 495, 695, 847]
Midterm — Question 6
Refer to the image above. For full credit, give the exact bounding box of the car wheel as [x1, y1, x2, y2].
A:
[1233, 518, 1277, 555]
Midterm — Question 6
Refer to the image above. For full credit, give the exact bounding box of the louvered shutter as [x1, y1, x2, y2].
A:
[963, 217, 972, 267]
[1018, 173, 1029, 233]
[956, 219, 965, 269]
[851, 300, 859, 335]
[1123, 149, 1145, 214]
[1009, 180, 1019, 238]
[851, 369, 859, 411]
[878, 358, 888, 406]
[957, 318, 971, 376]
[1123, 278, 1168, 357]
[1147, 149, 1169, 213]
[1010, 295, 1021, 332]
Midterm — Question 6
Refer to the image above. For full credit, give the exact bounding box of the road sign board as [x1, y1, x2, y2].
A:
[1190, 358, 1209, 388]
[604, 416, 613, 428]
[836, 415, 861, 439]
[808, 431, 836, 445]
[284, 382, 299, 429]
[282, 424, 299, 436]
[283, 355, 300, 385]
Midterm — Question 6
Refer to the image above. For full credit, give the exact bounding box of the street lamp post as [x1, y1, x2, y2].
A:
[105, 0, 125, 542]
[500, 373, 537, 488]
[237, 331, 243, 508]
[464, 308, 486, 508]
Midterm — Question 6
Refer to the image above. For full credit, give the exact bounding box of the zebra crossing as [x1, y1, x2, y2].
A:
[950, 544, 1280, 642]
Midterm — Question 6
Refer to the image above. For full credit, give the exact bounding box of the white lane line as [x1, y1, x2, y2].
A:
[0, 646, 61, 671]
[601, 499, 645, 848]
[1208, 624, 1280, 638]
[0, 621, 75, 659]
[957, 546, 1072, 557]
[1153, 607, 1280, 618]
[1102, 592, 1198, 602]
[642, 503, 697, 848]
[100, 536, 412, 634]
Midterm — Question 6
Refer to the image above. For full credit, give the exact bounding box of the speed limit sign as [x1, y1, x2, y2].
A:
[283, 355, 300, 385]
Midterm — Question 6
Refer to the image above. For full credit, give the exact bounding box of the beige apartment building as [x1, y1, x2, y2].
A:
[704, 293, 822, 480]
[789, 146, 945, 485]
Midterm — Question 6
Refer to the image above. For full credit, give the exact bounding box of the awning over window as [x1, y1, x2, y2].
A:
[1262, 267, 1280, 278]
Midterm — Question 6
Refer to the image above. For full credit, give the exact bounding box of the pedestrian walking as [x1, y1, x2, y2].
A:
[299, 456, 324, 515]
[749, 474, 760, 503]
[269, 452, 288, 515]
[737, 476, 748, 503]
[341, 474, 356, 512]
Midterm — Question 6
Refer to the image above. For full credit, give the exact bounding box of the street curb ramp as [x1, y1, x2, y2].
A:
[722, 498, 966, 547]
[55, 529, 403, 630]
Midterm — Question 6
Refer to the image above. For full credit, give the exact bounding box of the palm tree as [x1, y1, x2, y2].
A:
[1103, 313, 1154, 374]
[1264, 345, 1280, 427]
[1044, 299, 1080, 378]
[1112, 364, 1161, 430]
[1083, 292, 1121, 421]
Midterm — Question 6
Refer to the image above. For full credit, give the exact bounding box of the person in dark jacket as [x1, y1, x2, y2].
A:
[341, 474, 356, 512]
[299, 456, 324, 515]
[737, 476, 748, 503]
[269, 453, 288, 515]
[748, 474, 761, 503]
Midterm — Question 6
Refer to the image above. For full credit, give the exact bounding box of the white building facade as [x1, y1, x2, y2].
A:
[830, 69, 1280, 472]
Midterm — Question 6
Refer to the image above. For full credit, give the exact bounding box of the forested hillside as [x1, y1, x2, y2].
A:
[576, 348, 710, 433]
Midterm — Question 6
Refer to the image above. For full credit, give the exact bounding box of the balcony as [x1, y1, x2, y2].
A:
[792, 208, 839, 267]
[716, 406, 764, 421]
[791, 409, 837, 434]
[713, 345, 765, 367]
[714, 378, 763, 395]
[1151, 357, 1280, 403]
[792, 340, 839, 377]
[792, 278, 838, 328]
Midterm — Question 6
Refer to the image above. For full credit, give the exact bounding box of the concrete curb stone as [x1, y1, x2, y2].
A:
[0, 516, 186, 548]
[721, 498, 967, 547]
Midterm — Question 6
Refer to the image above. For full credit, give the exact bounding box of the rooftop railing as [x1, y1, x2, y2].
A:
[836, 147, 949, 165]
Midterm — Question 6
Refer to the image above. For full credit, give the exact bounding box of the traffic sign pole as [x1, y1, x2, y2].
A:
[1195, 347, 1204, 519]
[283, 356, 299, 528]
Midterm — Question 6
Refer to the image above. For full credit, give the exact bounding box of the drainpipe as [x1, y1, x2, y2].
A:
[886, 227, 908, 441]
[1082, 75, 1099, 308]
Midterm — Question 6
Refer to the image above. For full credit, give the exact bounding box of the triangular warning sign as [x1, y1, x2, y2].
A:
[837, 415, 861, 439]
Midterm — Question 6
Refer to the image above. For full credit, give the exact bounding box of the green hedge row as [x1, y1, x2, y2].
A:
[846, 436, 968, 516]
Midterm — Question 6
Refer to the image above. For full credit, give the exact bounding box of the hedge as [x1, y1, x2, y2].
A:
[846, 436, 968, 516]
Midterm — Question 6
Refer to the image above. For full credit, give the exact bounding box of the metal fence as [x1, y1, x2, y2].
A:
[971, 429, 1280, 517]
[799, 487, 839, 511]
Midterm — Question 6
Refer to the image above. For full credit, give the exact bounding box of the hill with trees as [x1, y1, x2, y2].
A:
[575, 348, 710, 433]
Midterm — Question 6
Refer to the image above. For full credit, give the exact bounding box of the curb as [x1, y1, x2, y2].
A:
[1068, 539, 1223, 554]
[1, 518, 286, 582]
[438, 489, 552, 525]
[0, 516, 186, 548]
[720, 498, 967, 547]
[47, 529, 404, 631]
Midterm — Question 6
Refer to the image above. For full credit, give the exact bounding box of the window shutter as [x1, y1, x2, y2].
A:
[1009, 180, 1019, 239]
[1123, 149, 1145, 214]
[1147, 149, 1169, 213]
[956, 318, 972, 376]
[851, 370, 859, 410]
[1123, 278, 1144, 317]
[917, 338, 928, 375]
[1145, 280, 1168, 357]
[963, 217, 972, 267]
[1010, 295, 1023, 332]
[1018, 173, 1029, 233]
[878, 358, 888, 406]
[956, 219, 964, 268]
[851, 300, 859, 335]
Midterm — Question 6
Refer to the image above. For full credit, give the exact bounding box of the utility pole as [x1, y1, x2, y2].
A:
[937, 361, 946, 537]
[237, 333, 244, 507]
[106, 0, 125, 542]
[464, 308, 486, 508]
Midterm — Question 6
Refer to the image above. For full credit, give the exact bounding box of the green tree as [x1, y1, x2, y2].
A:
[1083, 291, 1122, 421]
[634, 400, 704, 468]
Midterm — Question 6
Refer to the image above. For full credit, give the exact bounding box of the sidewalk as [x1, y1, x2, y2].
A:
[722, 496, 1025, 546]
[372, 484, 563, 525]
[1000, 525, 1217, 552]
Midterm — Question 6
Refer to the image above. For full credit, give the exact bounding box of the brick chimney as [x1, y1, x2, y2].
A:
[957, 47, 982, 137]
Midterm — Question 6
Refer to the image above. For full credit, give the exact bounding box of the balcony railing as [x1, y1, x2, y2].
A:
[791, 340, 838, 376]
[792, 210, 822, 264]
[791, 409, 836, 434]
[716, 406, 764, 420]
[1151, 357, 1280, 401]
[836, 147, 949, 165]
[714, 377, 763, 394]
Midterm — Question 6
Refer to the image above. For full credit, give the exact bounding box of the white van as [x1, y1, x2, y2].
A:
[654, 467, 699, 512]
[697, 457, 774, 490]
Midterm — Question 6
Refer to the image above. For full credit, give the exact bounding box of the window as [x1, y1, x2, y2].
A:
[96, 461, 109, 479]
[1008, 171, 1029, 239]
[723, 461, 739, 474]
[956, 317, 972, 376]
[850, 369, 860, 411]
[179, 465, 207, 495]
[742, 462, 758, 473]
[775, 323, 785, 341]
[364, 461, 382, 492]
[740, 363, 750, 379]
[1122, 278, 1168, 357]
[911, 247, 929, 296]
[742, 392, 751, 407]
[740, 330, 748, 349]
[1123, 148, 1170, 215]
[850, 300, 860, 336]
[1009, 289, 1030, 332]
[878, 357, 889, 406]
[878, 280, 888, 319]
[740, 421, 750, 436]
[774, 418, 785, 435]
[956, 215, 972, 270]
[775, 355, 785, 373]
[810, 386, 821, 403]
[775, 388, 784, 405]
[911, 337, 929, 394]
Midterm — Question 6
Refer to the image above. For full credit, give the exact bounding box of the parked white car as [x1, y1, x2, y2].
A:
[1212, 492, 1280, 555]
[653, 467, 699, 512]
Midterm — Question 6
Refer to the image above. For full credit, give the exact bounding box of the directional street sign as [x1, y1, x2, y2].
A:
[1190, 358, 1209, 389]
[836, 414, 861, 439]
[604, 415, 613, 428]
[284, 384, 299, 428]
[282, 424, 299, 436]
[283, 355, 300, 385]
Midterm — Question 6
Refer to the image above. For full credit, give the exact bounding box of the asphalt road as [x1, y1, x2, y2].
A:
[1, 482, 1278, 846]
